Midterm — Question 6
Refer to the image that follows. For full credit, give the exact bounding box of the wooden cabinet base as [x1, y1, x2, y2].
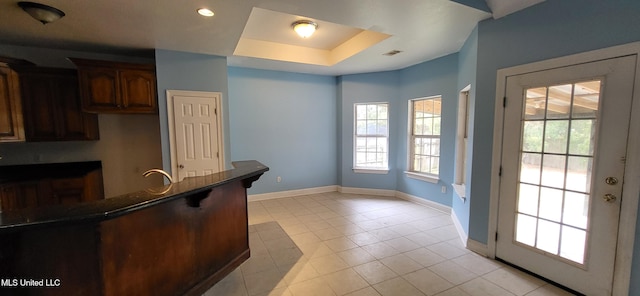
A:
[0, 179, 251, 296]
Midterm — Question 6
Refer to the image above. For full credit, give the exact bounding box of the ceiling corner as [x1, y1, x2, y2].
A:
[449, 0, 492, 13]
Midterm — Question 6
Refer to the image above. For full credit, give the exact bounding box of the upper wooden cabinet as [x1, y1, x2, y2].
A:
[70, 58, 158, 114]
[0, 64, 25, 142]
[15, 67, 99, 141]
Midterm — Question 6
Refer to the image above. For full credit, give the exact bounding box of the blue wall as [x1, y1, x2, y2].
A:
[227, 67, 338, 194]
[338, 71, 400, 190]
[465, 0, 640, 293]
[469, 0, 640, 245]
[335, 53, 460, 205]
[155, 49, 230, 174]
[396, 54, 458, 206]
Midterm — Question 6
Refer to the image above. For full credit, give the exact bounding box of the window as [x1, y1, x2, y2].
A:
[408, 96, 441, 181]
[354, 103, 389, 173]
[454, 86, 470, 199]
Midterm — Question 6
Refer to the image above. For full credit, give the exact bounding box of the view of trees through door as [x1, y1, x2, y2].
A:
[516, 80, 600, 265]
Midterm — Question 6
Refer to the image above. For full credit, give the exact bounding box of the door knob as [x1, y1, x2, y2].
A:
[605, 177, 618, 185]
[179, 164, 184, 169]
[603, 194, 617, 202]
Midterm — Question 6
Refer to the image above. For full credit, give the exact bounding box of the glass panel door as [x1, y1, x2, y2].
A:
[516, 81, 600, 265]
[496, 55, 636, 295]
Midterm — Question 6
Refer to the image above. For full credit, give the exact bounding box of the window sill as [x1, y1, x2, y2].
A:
[452, 183, 466, 203]
[353, 168, 389, 174]
[404, 171, 439, 183]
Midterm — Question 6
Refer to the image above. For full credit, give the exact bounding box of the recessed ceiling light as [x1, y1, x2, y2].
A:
[197, 8, 214, 17]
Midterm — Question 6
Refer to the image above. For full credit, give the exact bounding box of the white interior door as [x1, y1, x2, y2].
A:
[496, 55, 636, 295]
[169, 91, 223, 181]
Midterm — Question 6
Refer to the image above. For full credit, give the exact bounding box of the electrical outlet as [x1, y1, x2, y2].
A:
[441, 186, 446, 193]
[277, 176, 282, 183]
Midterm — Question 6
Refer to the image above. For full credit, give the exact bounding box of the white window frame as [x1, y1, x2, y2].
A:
[353, 103, 389, 174]
[453, 85, 471, 201]
[406, 96, 442, 183]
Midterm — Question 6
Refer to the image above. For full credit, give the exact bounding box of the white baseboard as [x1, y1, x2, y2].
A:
[338, 186, 396, 196]
[395, 191, 451, 214]
[253, 186, 452, 215]
[451, 210, 468, 247]
[248, 185, 338, 202]
[466, 238, 489, 257]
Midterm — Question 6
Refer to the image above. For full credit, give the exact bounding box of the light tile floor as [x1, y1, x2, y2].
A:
[203, 192, 576, 296]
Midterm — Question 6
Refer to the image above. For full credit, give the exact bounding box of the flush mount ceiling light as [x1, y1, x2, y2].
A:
[197, 8, 214, 17]
[292, 20, 317, 38]
[18, 1, 65, 25]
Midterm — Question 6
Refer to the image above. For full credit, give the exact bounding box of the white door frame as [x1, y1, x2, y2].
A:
[166, 90, 225, 181]
[488, 42, 640, 295]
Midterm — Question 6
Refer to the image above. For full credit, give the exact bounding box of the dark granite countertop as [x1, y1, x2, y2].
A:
[0, 160, 268, 233]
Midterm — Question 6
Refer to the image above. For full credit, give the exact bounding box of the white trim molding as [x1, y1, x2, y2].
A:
[489, 42, 640, 296]
[352, 168, 389, 174]
[248, 185, 338, 202]
[466, 239, 489, 257]
[255, 185, 453, 217]
[338, 186, 452, 214]
[394, 191, 450, 214]
[404, 171, 439, 184]
[452, 183, 466, 203]
[338, 186, 396, 197]
[451, 210, 468, 247]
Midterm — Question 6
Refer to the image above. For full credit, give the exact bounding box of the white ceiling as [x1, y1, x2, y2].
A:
[0, 0, 543, 76]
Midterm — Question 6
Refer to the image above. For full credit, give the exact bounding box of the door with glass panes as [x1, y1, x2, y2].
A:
[496, 55, 635, 295]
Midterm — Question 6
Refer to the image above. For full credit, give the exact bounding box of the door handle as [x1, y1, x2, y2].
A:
[603, 194, 617, 202]
[179, 164, 184, 169]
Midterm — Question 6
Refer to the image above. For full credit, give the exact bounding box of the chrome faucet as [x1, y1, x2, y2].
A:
[143, 168, 174, 183]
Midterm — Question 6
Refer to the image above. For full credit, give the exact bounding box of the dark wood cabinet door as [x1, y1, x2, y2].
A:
[120, 69, 157, 113]
[19, 72, 59, 140]
[79, 66, 120, 111]
[0, 65, 25, 142]
[50, 177, 86, 205]
[0, 182, 41, 211]
[70, 58, 157, 114]
[0, 184, 20, 211]
[18, 68, 99, 141]
[56, 73, 100, 140]
[0, 168, 104, 212]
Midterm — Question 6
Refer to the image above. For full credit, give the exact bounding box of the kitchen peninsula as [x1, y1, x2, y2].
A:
[0, 160, 268, 296]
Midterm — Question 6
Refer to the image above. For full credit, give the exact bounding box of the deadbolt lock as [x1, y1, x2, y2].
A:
[605, 177, 618, 185]
[603, 194, 617, 202]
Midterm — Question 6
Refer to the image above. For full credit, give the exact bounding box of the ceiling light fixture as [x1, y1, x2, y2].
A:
[18, 1, 65, 25]
[292, 20, 317, 38]
[197, 8, 214, 17]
